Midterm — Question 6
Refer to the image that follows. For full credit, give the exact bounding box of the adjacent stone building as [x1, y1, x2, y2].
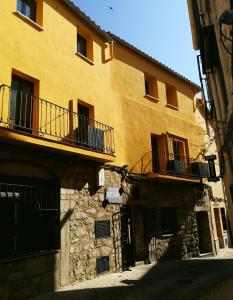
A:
[187, 0, 233, 239]
[0, 0, 228, 299]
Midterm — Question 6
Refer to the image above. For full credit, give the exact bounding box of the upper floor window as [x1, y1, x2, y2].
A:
[17, 0, 36, 22]
[166, 83, 178, 109]
[144, 74, 159, 100]
[76, 31, 94, 64]
[77, 34, 87, 57]
[16, 0, 43, 29]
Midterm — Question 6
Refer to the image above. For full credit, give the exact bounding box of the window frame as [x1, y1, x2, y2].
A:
[166, 83, 178, 109]
[76, 31, 94, 65]
[144, 74, 159, 101]
[77, 33, 87, 57]
[17, 0, 37, 22]
[15, 0, 44, 30]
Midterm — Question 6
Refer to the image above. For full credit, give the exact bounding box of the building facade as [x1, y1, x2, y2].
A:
[187, 0, 233, 239]
[0, 1, 228, 299]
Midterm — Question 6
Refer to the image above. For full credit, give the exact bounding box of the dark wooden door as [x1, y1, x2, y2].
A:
[11, 75, 34, 132]
[78, 104, 89, 145]
[151, 136, 160, 171]
[120, 206, 135, 270]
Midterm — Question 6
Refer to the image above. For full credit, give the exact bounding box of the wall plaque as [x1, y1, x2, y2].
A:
[105, 187, 123, 204]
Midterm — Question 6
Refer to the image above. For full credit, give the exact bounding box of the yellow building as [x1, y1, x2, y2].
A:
[0, 1, 226, 299]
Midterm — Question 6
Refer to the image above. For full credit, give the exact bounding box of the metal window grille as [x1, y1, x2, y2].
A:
[96, 256, 109, 274]
[0, 176, 60, 260]
[95, 220, 110, 238]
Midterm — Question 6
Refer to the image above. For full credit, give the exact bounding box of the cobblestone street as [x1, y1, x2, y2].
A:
[33, 249, 233, 300]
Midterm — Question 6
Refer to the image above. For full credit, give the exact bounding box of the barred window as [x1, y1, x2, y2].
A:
[0, 176, 60, 260]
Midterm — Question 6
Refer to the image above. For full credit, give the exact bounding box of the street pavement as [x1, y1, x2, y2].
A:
[33, 248, 233, 300]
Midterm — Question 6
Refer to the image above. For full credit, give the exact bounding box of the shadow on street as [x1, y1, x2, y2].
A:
[32, 257, 233, 300]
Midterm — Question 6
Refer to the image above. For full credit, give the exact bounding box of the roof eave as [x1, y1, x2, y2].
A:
[109, 32, 200, 92]
[60, 0, 113, 42]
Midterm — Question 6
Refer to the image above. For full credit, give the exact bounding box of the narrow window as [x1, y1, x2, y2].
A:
[160, 207, 177, 235]
[77, 34, 87, 57]
[17, 0, 36, 22]
[144, 74, 159, 99]
[166, 84, 178, 108]
[95, 220, 110, 238]
[145, 80, 150, 95]
[220, 208, 228, 231]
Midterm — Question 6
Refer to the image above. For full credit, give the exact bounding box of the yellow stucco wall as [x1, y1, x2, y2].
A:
[0, 0, 204, 172]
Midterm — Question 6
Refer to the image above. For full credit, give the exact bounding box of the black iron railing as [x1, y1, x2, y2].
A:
[141, 150, 209, 178]
[0, 84, 115, 154]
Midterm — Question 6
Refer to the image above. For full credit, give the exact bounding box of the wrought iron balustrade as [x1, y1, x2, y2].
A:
[0, 84, 115, 154]
[141, 150, 208, 178]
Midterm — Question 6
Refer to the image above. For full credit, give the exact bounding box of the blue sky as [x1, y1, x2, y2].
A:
[74, 0, 199, 85]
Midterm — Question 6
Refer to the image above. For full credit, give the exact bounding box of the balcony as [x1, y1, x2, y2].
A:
[0, 84, 115, 157]
[140, 150, 209, 182]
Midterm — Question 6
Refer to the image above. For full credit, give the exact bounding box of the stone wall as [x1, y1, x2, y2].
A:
[0, 145, 214, 299]
[60, 167, 124, 285]
[0, 253, 60, 300]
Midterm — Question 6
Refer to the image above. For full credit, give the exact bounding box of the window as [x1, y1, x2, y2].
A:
[76, 32, 94, 63]
[220, 208, 228, 231]
[160, 207, 177, 235]
[96, 256, 109, 274]
[166, 83, 178, 108]
[144, 74, 159, 99]
[77, 34, 87, 57]
[17, 0, 36, 22]
[0, 176, 60, 260]
[167, 136, 186, 174]
[95, 220, 111, 238]
[168, 136, 187, 161]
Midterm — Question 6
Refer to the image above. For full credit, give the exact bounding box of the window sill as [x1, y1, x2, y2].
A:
[13, 11, 44, 31]
[144, 94, 159, 102]
[166, 103, 179, 110]
[76, 52, 95, 65]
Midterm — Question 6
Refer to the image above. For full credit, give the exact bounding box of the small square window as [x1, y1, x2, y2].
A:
[144, 74, 159, 99]
[96, 256, 109, 274]
[95, 220, 110, 238]
[160, 207, 177, 235]
[77, 34, 87, 57]
[17, 0, 36, 22]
